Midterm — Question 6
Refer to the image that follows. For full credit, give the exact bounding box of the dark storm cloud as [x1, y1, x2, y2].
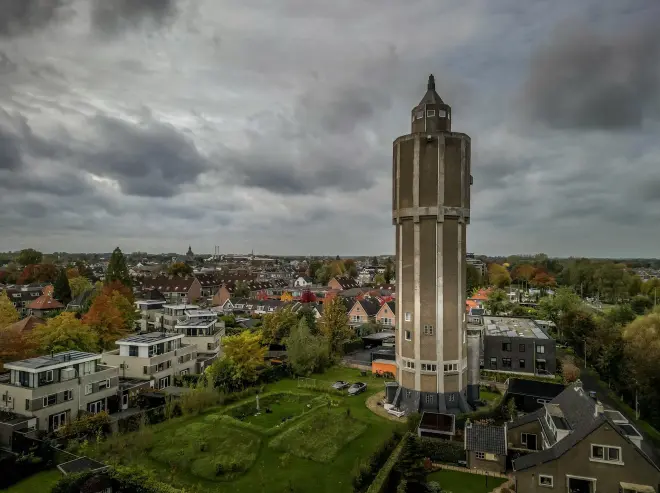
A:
[83, 115, 212, 198]
[521, 7, 660, 129]
[0, 0, 69, 37]
[91, 0, 179, 35]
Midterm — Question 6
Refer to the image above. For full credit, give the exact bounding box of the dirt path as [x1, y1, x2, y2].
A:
[365, 391, 406, 422]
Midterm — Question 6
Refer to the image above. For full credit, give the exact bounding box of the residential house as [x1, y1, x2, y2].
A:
[28, 294, 64, 318]
[135, 275, 202, 305]
[102, 333, 197, 389]
[328, 276, 360, 291]
[464, 421, 507, 473]
[510, 381, 660, 492]
[135, 298, 168, 332]
[173, 309, 224, 372]
[293, 276, 314, 288]
[357, 268, 375, 285]
[0, 351, 119, 432]
[2, 315, 45, 333]
[505, 378, 566, 413]
[212, 280, 285, 306]
[347, 298, 382, 327]
[376, 301, 396, 328]
[161, 304, 200, 332]
[3, 285, 47, 316]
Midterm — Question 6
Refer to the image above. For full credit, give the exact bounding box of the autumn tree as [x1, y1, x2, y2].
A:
[531, 271, 557, 293]
[69, 276, 93, 299]
[484, 288, 510, 316]
[488, 263, 511, 288]
[17, 248, 42, 267]
[233, 281, 251, 298]
[105, 247, 131, 288]
[83, 293, 131, 349]
[562, 361, 581, 383]
[0, 291, 19, 329]
[285, 318, 330, 376]
[220, 331, 267, 387]
[0, 293, 35, 367]
[17, 263, 58, 284]
[320, 296, 352, 356]
[261, 307, 299, 345]
[343, 259, 358, 278]
[168, 262, 193, 276]
[31, 312, 98, 353]
[511, 264, 536, 285]
[53, 268, 72, 306]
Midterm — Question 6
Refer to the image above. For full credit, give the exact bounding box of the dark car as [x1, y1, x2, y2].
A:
[331, 381, 350, 390]
[348, 382, 367, 396]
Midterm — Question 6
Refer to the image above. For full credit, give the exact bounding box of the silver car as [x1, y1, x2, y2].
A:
[331, 381, 350, 390]
[348, 382, 367, 395]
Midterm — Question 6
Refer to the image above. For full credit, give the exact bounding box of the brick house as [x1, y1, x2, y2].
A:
[347, 298, 382, 327]
[28, 294, 64, 318]
[376, 301, 396, 328]
[464, 421, 507, 473]
[328, 276, 360, 291]
[136, 275, 202, 305]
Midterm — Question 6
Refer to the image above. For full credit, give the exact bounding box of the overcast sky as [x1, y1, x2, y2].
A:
[1, 1, 660, 257]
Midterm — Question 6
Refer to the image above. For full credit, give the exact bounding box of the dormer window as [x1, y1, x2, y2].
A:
[426, 109, 435, 117]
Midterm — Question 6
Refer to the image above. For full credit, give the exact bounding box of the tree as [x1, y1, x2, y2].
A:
[298, 304, 318, 334]
[110, 291, 139, 332]
[344, 259, 358, 278]
[53, 268, 72, 305]
[31, 312, 98, 353]
[395, 435, 428, 492]
[260, 307, 299, 345]
[488, 263, 511, 288]
[537, 287, 581, 327]
[83, 293, 130, 349]
[17, 248, 43, 267]
[631, 295, 653, 315]
[222, 331, 267, 387]
[285, 318, 330, 376]
[511, 264, 536, 284]
[234, 281, 251, 298]
[484, 289, 510, 316]
[315, 264, 332, 285]
[466, 264, 482, 296]
[628, 276, 643, 297]
[371, 256, 379, 267]
[373, 274, 386, 285]
[168, 262, 193, 276]
[562, 361, 581, 383]
[0, 291, 19, 329]
[384, 259, 394, 284]
[531, 271, 557, 293]
[66, 268, 80, 279]
[319, 296, 352, 356]
[69, 276, 93, 299]
[17, 263, 58, 284]
[0, 327, 37, 369]
[105, 247, 131, 288]
[307, 260, 323, 280]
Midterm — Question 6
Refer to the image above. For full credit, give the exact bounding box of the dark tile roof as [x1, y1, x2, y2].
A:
[332, 276, 360, 290]
[385, 300, 395, 314]
[58, 456, 108, 475]
[358, 298, 382, 317]
[465, 423, 506, 455]
[7, 350, 98, 370]
[136, 275, 197, 293]
[506, 378, 565, 400]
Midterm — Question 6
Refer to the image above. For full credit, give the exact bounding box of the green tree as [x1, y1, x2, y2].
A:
[17, 248, 42, 267]
[0, 291, 19, 329]
[234, 281, 251, 298]
[105, 247, 131, 288]
[320, 296, 352, 356]
[344, 259, 358, 278]
[168, 262, 193, 276]
[628, 276, 643, 297]
[286, 318, 330, 376]
[260, 307, 299, 345]
[373, 273, 386, 285]
[31, 312, 98, 353]
[53, 268, 72, 305]
[384, 258, 394, 284]
[484, 289, 510, 316]
[298, 305, 318, 334]
[395, 435, 428, 492]
[488, 263, 511, 288]
[69, 276, 93, 299]
[222, 331, 267, 387]
[631, 295, 653, 315]
[466, 264, 482, 296]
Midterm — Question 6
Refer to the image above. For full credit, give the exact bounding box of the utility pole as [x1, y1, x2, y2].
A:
[584, 339, 587, 369]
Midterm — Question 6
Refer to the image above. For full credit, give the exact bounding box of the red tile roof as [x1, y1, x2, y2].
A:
[28, 294, 64, 310]
[4, 315, 46, 333]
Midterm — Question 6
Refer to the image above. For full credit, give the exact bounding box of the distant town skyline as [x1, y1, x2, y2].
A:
[1, 1, 660, 257]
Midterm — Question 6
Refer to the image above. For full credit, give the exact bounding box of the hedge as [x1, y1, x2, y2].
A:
[366, 432, 409, 493]
[352, 430, 403, 492]
[417, 437, 464, 464]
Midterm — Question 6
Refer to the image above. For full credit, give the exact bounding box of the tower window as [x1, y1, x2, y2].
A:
[425, 394, 434, 404]
[416, 111, 424, 120]
[438, 110, 447, 118]
[423, 325, 434, 336]
[405, 330, 411, 341]
[426, 109, 435, 117]
[405, 312, 411, 322]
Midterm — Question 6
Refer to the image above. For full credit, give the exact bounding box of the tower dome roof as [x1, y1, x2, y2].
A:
[417, 74, 445, 106]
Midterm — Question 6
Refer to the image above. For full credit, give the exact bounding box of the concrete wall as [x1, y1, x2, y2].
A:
[515, 421, 660, 493]
[467, 451, 506, 474]
[103, 344, 196, 381]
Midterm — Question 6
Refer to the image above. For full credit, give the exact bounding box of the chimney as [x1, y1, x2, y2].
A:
[574, 379, 583, 390]
[594, 400, 604, 417]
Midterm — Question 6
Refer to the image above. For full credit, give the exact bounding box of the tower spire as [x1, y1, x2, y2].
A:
[428, 74, 435, 91]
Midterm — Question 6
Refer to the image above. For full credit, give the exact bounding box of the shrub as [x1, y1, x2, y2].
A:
[352, 430, 403, 492]
[417, 437, 464, 464]
[56, 411, 111, 440]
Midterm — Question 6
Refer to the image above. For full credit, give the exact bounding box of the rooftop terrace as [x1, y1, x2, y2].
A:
[483, 316, 549, 340]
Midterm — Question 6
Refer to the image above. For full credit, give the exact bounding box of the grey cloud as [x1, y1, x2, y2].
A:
[91, 0, 179, 35]
[521, 7, 660, 129]
[0, 0, 69, 37]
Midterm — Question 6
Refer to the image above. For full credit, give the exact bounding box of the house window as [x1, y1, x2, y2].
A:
[405, 330, 412, 341]
[42, 394, 56, 407]
[129, 345, 139, 357]
[519, 344, 526, 352]
[438, 110, 447, 118]
[45, 370, 54, 382]
[63, 390, 73, 401]
[426, 109, 435, 117]
[502, 358, 512, 368]
[423, 325, 434, 336]
[406, 390, 412, 398]
[443, 363, 458, 373]
[536, 345, 545, 354]
[405, 312, 411, 322]
[490, 357, 497, 370]
[519, 359, 526, 369]
[502, 342, 511, 352]
[425, 394, 434, 404]
[538, 475, 553, 487]
[85, 384, 92, 395]
[416, 111, 424, 119]
[475, 452, 485, 459]
[448, 394, 455, 402]
[521, 433, 536, 446]
[405, 361, 415, 370]
[591, 444, 621, 463]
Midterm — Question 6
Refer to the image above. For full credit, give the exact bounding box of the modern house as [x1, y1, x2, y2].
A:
[480, 316, 556, 376]
[464, 421, 507, 473]
[0, 351, 119, 432]
[160, 304, 200, 332]
[102, 333, 197, 390]
[173, 309, 224, 372]
[505, 378, 566, 413]
[509, 381, 660, 492]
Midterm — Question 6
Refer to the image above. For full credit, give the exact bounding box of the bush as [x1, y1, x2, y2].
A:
[417, 437, 464, 464]
[352, 430, 403, 492]
[173, 373, 201, 387]
[56, 411, 111, 440]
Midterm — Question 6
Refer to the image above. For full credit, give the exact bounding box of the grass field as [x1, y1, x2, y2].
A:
[87, 367, 403, 493]
[5, 469, 62, 493]
[427, 469, 507, 493]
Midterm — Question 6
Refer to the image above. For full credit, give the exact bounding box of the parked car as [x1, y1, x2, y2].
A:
[348, 382, 367, 396]
[331, 381, 350, 390]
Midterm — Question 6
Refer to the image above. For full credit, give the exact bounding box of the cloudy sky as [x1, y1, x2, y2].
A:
[1, 1, 660, 257]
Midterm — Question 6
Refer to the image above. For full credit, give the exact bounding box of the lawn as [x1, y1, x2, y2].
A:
[87, 367, 404, 493]
[5, 469, 62, 493]
[226, 392, 321, 431]
[269, 407, 367, 462]
[480, 390, 501, 405]
[427, 469, 507, 493]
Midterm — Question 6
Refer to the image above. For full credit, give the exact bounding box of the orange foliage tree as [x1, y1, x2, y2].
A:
[17, 264, 59, 284]
[83, 293, 130, 349]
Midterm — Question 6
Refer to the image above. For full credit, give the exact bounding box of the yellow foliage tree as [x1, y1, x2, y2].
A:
[69, 276, 93, 299]
[31, 312, 98, 353]
[0, 291, 19, 329]
[280, 291, 293, 302]
[222, 331, 267, 385]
